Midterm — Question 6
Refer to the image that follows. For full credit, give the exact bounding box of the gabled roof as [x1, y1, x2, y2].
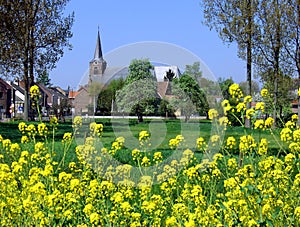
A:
[68, 90, 80, 99]
[0, 78, 11, 90]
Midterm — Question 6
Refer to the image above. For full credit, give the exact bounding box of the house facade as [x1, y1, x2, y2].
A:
[0, 78, 12, 119]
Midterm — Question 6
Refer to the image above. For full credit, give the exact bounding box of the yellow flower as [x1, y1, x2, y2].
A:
[26, 124, 36, 136]
[2, 139, 11, 150]
[62, 132, 72, 143]
[165, 216, 178, 226]
[294, 207, 300, 221]
[18, 122, 27, 134]
[10, 143, 20, 153]
[38, 123, 48, 137]
[254, 119, 265, 130]
[255, 102, 265, 112]
[236, 102, 246, 112]
[265, 117, 274, 128]
[262, 203, 271, 216]
[21, 135, 29, 144]
[89, 212, 100, 224]
[293, 129, 300, 142]
[246, 108, 255, 119]
[226, 136, 236, 149]
[280, 128, 292, 142]
[260, 88, 268, 97]
[153, 152, 163, 163]
[229, 83, 243, 99]
[30, 85, 40, 99]
[221, 100, 231, 114]
[218, 116, 230, 129]
[291, 114, 298, 122]
[208, 109, 218, 120]
[196, 137, 207, 151]
[257, 138, 268, 155]
[141, 156, 150, 167]
[244, 95, 252, 103]
[73, 116, 82, 129]
[285, 120, 295, 129]
[227, 158, 237, 170]
[50, 116, 58, 126]
[298, 88, 300, 96]
[139, 130, 150, 142]
[239, 135, 256, 153]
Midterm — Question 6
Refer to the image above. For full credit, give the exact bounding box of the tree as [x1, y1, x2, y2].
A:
[97, 78, 125, 114]
[0, 0, 74, 120]
[239, 80, 259, 95]
[88, 81, 103, 114]
[125, 59, 155, 84]
[116, 59, 157, 122]
[282, 0, 300, 122]
[253, 0, 290, 123]
[36, 70, 52, 87]
[260, 68, 295, 121]
[185, 62, 202, 82]
[218, 77, 234, 100]
[202, 0, 258, 97]
[172, 74, 209, 122]
[164, 69, 175, 81]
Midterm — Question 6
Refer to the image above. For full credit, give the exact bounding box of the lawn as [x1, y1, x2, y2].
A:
[0, 117, 283, 164]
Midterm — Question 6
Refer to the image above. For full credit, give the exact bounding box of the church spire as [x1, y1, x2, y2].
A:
[94, 27, 103, 60]
[89, 27, 107, 76]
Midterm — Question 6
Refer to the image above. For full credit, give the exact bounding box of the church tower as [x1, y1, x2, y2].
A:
[89, 29, 107, 77]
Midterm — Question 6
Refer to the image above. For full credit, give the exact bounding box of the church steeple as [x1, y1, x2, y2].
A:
[94, 28, 103, 60]
[89, 28, 107, 76]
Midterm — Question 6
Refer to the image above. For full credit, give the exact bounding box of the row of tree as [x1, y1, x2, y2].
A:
[202, 0, 300, 122]
[0, 0, 74, 120]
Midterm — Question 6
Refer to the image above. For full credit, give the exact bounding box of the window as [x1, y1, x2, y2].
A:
[94, 67, 98, 74]
[0, 92, 3, 99]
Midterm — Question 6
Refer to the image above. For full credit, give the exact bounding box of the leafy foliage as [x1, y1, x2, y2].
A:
[116, 59, 157, 122]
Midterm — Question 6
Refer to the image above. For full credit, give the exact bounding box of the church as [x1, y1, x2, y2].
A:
[73, 30, 181, 116]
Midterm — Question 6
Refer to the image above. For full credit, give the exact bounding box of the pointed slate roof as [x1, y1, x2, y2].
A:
[93, 29, 103, 61]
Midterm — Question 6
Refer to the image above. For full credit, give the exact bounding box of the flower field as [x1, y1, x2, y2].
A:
[1, 84, 300, 226]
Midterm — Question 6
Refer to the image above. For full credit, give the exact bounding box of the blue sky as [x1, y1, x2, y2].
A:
[50, 0, 246, 89]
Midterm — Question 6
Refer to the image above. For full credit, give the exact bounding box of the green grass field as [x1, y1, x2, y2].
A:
[0, 118, 283, 156]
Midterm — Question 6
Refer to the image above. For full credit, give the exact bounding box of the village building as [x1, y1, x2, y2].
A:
[73, 30, 181, 116]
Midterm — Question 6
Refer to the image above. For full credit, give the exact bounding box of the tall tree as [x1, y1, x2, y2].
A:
[253, 0, 290, 123]
[116, 59, 157, 122]
[172, 74, 209, 121]
[125, 59, 155, 84]
[283, 0, 300, 122]
[0, 0, 74, 120]
[202, 0, 258, 97]
[185, 61, 202, 82]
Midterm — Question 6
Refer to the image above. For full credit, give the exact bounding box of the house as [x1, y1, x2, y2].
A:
[0, 78, 12, 119]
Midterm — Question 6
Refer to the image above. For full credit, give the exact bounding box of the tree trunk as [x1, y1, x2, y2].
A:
[138, 113, 143, 123]
[297, 0, 300, 125]
[245, 0, 253, 129]
[23, 59, 29, 121]
[273, 0, 281, 126]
